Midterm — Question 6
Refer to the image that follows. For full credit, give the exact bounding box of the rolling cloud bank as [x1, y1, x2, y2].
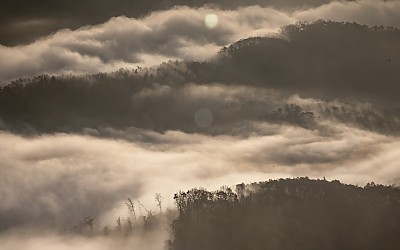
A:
[1, 0, 400, 83]
[1, 0, 400, 249]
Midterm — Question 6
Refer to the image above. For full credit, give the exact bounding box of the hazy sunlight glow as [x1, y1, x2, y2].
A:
[204, 14, 219, 29]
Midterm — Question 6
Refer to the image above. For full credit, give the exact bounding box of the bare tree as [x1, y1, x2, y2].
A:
[155, 193, 163, 213]
[125, 198, 137, 220]
[116, 216, 122, 232]
[126, 218, 133, 234]
[85, 216, 95, 235]
[138, 200, 150, 214]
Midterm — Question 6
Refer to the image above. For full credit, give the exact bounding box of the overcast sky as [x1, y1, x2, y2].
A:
[1, 1, 400, 249]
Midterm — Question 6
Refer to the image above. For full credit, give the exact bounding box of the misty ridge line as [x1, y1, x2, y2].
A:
[2, 122, 399, 237]
[12, 177, 400, 231]
[9, 177, 399, 250]
[60, 194, 173, 238]
[2, 0, 400, 84]
[2, 2, 400, 249]
[168, 177, 400, 250]
[0, 20, 399, 137]
[0, 0, 355, 46]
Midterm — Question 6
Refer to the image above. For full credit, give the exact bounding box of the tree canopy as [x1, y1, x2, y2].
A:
[169, 178, 400, 250]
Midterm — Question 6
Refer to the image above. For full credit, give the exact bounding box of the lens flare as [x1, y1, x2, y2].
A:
[194, 108, 213, 128]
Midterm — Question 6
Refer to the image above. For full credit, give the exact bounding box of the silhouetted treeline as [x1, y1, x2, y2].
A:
[265, 104, 317, 129]
[316, 103, 400, 133]
[265, 103, 400, 133]
[1, 21, 399, 135]
[168, 178, 400, 250]
[66, 196, 174, 238]
[213, 21, 400, 106]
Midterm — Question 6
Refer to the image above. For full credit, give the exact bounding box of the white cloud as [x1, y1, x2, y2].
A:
[294, 0, 400, 27]
[0, 231, 167, 250]
[0, 5, 294, 83]
[0, 119, 399, 230]
[2, 1, 400, 83]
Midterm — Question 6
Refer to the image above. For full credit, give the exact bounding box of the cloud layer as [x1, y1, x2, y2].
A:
[1, 119, 399, 231]
[0, 0, 340, 46]
[295, 0, 400, 27]
[0, 6, 294, 83]
[1, 1, 400, 83]
[1, 1, 400, 248]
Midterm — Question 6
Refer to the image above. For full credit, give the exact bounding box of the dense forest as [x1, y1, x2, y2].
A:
[168, 178, 400, 250]
[0, 21, 399, 135]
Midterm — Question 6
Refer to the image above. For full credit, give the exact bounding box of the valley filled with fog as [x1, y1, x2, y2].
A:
[1, 1, 400, 249]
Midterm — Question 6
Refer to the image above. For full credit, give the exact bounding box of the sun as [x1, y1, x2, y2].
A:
[204, 13, 219, 29]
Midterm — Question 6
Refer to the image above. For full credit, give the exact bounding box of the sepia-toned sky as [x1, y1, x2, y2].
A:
[0, 0, 400, 249]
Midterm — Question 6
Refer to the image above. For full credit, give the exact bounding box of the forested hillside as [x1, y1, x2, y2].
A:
[169, 178, 400, 250]
[1, 21, 399, 135]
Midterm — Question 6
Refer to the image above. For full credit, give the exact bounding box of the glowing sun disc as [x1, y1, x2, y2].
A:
[204, 14, 219, 29]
